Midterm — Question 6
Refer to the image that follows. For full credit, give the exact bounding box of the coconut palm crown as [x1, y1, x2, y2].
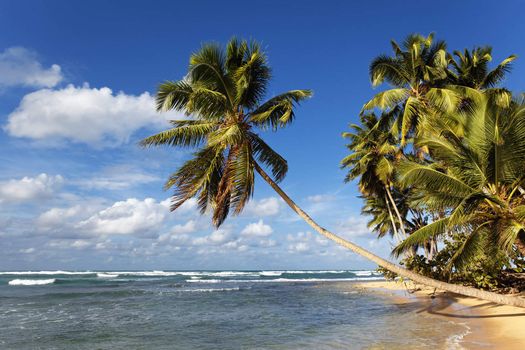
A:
[140, 38, 311, 227]
[362, 33, 454, 145]
[393, 91, 525, 267]
[448, 47, 516, 90]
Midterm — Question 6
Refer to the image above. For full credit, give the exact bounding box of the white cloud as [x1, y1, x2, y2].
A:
[0, 173, 63, 203]
[257, 239, 277, 248]
[0, 47, 63, 89]
[5, 84, 179, 147]
[76, 169, 160, 190]
[337, 217, 371, 238]
[37, 205, 85, 231]
[286, 231, 329, 254]
[19, 247, 35, 254]
[71, 240, 91, 249]
[77, 198, 169, 236]
[289, 241, 310, 253]
[170, 220, 198, 235]
[307, 194, 335, 203]
[244, 197, 281, 216]
[35, 197, 198, 239]
[193, 228, 233, 246]
[169, 197, 198, 215]
[241, 219, 273, 237]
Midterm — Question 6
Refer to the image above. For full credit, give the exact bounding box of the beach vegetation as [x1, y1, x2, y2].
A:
[345, 33, 525, 293]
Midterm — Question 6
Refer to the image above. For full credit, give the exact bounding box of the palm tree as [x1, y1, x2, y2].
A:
[341, 112, 407, 242]
[141, 38, 525, 308]
[393, 91, 525, 269]
[448, 47, 516, 90]
[362, 33, 458, 146]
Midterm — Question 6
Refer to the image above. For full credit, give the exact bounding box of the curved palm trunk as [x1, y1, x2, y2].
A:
[254, 163, 525, 308]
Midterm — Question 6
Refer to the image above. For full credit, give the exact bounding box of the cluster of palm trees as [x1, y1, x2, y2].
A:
[343, 33, 525, 290]
[141, 36, 525, 307]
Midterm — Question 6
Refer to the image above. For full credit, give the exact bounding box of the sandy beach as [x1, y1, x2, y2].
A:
[353, 280, 525, 349]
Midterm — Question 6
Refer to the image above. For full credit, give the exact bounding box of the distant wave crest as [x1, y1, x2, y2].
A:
[186, 277, 385, 283]
[8, 279, 56, 286]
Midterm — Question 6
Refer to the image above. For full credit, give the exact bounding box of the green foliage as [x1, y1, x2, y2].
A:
[398, 233, 511, 290]
[141, 38, 311, 227]
[346, 32, 525, 291]
[376, 266, 398, 280]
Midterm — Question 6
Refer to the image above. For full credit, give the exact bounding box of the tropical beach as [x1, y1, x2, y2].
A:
[355, 280, 525, 349]
[2, 0, 525, 349]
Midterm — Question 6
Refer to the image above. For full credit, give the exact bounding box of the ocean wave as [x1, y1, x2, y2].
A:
[186, 279, 222, 283]
[0, 271, 92, 275]
[186, 277, 385, 283]
[8, 279, 56, 286]
[97, 273, 118, 278]
[353, 270, 381, 277]
[259, 271, 283, 276]
[177, 287, 241, 293]
[445, 323, 471, 349]
[108, 270, 180, 277]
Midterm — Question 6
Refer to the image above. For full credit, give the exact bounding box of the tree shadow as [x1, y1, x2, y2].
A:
[413, 292, 525, 319]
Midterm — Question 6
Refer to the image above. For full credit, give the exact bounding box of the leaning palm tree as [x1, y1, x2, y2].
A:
[141, 38, 525, 307]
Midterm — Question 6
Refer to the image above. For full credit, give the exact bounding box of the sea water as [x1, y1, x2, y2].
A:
[0, 270, 469, 349]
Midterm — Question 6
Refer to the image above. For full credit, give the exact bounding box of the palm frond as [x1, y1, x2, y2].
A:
[249, 90, 312, 130]
[140, 120, 216, 148]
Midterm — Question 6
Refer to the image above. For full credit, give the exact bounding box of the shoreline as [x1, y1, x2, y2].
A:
[352, 280, 525, 349]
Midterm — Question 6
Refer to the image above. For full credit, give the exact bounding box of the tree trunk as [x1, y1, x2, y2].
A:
[384, 185, 407, 238]
[385, 185, 416, 257]
[429, 237, 438, 261]
[516, 231, 525, 257]
[384, 193, 399, 242]
[254, 162, 525, 308]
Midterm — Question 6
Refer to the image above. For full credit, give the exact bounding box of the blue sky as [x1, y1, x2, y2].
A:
[1, 0, 524, 270]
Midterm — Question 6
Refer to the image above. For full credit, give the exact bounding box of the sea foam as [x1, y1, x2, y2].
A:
[8, 279, 56, 286]
[186, 276, 385, 283]
[0, 271, 91, 275]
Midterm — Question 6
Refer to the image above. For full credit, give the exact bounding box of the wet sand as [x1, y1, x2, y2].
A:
[353, 280, 525, 349]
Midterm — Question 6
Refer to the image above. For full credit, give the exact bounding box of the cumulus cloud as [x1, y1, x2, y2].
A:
[4, 84, 179, 147]
[77, 198, 169, 236]
[337, 217, 371, 238]
[0, 173, 63, 203]
[244, 197, 281, 216]
[0, 47, 63, 89]
[241, 219, 273, 237]
[165, 197, 198, 215]
[193, 229, 233, 246]
[35, 196, 201, 240]
[37, 205, 86, 231]
[286, 231, 330, 254]
[170, 220, 198, 235]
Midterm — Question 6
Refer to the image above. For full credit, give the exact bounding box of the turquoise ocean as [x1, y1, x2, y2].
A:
[0, 270, 470, 349]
